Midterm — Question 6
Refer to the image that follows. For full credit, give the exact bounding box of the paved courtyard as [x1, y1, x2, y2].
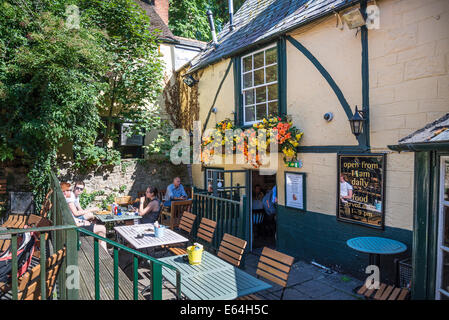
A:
[131, 247, 365, 300]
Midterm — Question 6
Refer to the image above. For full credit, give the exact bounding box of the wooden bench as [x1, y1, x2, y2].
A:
[217, 233, 247, 268]
[357, 282, 410, 300]
[0, 178, 6, 206]
[238, 247, 294, 300]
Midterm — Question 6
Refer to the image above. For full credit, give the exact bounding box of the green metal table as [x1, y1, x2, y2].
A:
[158, 251, 271, 300]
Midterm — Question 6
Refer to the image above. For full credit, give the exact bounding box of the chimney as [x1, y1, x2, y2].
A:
[153, 0, 169, 25]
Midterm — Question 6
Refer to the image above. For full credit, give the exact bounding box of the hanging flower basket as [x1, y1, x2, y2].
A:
[201, 116, 304, 168]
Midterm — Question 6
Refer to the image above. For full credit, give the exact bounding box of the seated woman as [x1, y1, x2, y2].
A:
[138, 186, 161, 224]
[60, 182, 108, 252]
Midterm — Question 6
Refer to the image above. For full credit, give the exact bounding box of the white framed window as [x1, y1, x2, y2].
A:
[436, 156, 449, 300]
[241, 44, 278, 125]
[206, 169, 225, 189]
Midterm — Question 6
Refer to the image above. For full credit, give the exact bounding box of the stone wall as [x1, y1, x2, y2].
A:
[57, 159, 190, 206]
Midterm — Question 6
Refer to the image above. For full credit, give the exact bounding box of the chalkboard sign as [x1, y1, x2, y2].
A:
[337, 154, 386, 229]
[120, 123, 144, 146]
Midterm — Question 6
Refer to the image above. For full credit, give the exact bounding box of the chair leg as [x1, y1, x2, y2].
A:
[280, 287, 286, 300]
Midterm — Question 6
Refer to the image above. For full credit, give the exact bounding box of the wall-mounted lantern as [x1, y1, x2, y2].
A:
[341, 8, 366, 29]
[349, 106, 366, 137]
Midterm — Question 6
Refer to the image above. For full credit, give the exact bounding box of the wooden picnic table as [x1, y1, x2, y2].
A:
[158, 251, 272, 300]
[114, 223, 188, 250]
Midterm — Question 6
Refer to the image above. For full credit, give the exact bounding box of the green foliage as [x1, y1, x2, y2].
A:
[169, 0, 245, 41]
[0, 0, 164, 203]
[79, 190, 105, 209]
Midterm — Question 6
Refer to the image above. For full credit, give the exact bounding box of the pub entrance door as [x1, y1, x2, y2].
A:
[205, 169, 252, 250]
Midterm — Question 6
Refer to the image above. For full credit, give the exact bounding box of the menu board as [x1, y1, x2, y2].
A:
[285, 172, 306, 210]
[337, 154, 386, 229]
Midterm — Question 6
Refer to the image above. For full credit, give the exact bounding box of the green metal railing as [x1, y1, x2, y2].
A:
[1, 171, 182, 300]
[192, 192, 247, 250]
[0, 171, 79, 300]
[77, 228, 181, 300]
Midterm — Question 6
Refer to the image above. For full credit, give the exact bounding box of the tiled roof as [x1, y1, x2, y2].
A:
[398, 113, 449, 144]
[189, 0, 361, 72]
[135, 0, 176, 42]
[174, 36, 207, 50]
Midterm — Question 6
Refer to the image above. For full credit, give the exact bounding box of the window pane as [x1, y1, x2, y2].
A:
[266, 47, 277, 65]
[442, 251, 449, 294]
[445, 160, 449, 201]
[243, 56, 252, 72]
[268, 84, 278, 101]
[245, 106, 255, 123]
[256, 87, 266, 103]
[254, 69, 264, 86]
[444, 206, 449, 247]
[243, 72, 252, 89]
[244, 89, 254, 105]
[254, 51, 264, 69]
[266, 65, 277, 82]
[268, 101, 278, 116]
[256, 103, 267, 121]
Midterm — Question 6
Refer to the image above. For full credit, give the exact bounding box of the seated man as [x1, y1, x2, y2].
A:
[61, 181, 107, 252]
[163, 177, 188, 207]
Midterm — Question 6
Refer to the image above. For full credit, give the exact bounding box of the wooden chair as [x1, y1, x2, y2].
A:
[160, 200, 192, 230]
[238, 247, 294, 300]
[16, 247, 67, 300]
[168, 211, 197, 255]
[357, 282, 410, 300]
[0, 177, 6, 206]
[195, 217, 217, 248]
[44, 188, 53, 201]
[217, 233, 247, 267]
[27, 214, 52, 258]
[115, 196, 132, 206]
[40, 198, 53, 218]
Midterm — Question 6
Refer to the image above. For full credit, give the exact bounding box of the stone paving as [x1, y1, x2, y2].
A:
[133, 247, 365, 300]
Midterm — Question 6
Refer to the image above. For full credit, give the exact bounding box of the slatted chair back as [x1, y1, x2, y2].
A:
[44, 188, 53, 201]
[178, 211, 196, 235]
[217, 233, 247, 267]
[157, 190, 166, 202]
[169, 200, 192, 230]
[256, 247, 294, 299]
[357, 282, 410, 300]
[17, 247, 66, 300]
[40, 198, 53, 218]
[196, 217, 217, 245]
[0, 178, 6, 196]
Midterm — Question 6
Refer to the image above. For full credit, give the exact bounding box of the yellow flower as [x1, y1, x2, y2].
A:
[296, 132, 303, 140]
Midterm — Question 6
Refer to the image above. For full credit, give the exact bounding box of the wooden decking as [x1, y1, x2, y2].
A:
[78, 236, 145, 300]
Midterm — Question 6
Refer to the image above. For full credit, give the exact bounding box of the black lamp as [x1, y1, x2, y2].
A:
[349, 106, 366, 137]
[183, 74, 198, 87]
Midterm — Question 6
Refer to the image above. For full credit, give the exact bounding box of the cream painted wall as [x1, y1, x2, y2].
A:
[197, 59, 236, 130]
[191, 0, 449, 232]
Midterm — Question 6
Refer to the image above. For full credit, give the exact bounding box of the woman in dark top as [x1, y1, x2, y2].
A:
[138, 186, 161, 224]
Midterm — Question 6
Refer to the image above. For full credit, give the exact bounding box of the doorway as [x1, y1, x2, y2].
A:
[250, 170, 277, 250]
[436, 156, 449, 300]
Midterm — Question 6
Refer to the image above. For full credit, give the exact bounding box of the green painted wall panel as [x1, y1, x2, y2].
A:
[277, 205, 412, 283]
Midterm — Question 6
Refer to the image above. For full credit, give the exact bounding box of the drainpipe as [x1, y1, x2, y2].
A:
[207, 10, 219, 47]
[228, 0, 235, 31]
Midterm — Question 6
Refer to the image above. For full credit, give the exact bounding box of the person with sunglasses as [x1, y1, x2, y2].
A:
[65, 181, 108, 252]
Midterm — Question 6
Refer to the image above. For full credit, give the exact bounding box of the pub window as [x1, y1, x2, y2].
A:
[206, 169, 225, 188]
[241, 44, 278, 125]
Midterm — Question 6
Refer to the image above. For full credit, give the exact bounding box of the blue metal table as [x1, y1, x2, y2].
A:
[347, 236, 407, 268]
[157, 251, 271, 300]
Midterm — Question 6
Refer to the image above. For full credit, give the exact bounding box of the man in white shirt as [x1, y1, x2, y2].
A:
[340, 174, 353, 201]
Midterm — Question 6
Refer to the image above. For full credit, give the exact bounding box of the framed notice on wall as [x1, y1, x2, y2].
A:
[285, 172, 306, 211]
[337, 154, 386, 229]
